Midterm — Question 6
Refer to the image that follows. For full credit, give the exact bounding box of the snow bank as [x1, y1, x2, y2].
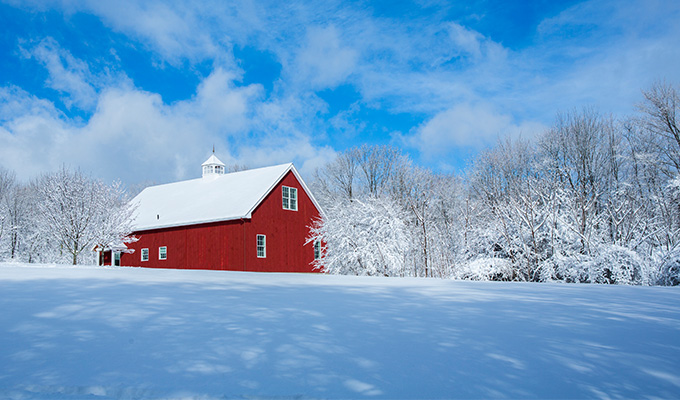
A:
[1, 263, 679, 399]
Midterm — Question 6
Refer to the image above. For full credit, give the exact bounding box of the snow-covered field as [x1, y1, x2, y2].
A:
[0, 263, 679, 399]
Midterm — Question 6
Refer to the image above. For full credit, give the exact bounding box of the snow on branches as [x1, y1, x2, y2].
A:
[0, 166, 136, 265]
[310, 82, 680, 285]
[308, 196, 410, 276]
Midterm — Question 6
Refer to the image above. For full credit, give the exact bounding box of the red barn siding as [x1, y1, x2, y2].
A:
[120, 170, 320, 272]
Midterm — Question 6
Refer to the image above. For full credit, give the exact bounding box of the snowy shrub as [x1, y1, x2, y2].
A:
[590, 245, 645, 285]
[454, 257, 515, 281]
[538, 246, 649, 285]
[309, 196, 412, 276]
[657, 250, 680, 286]
[544, 253, 592, 283]
[535, 256, 560, 282]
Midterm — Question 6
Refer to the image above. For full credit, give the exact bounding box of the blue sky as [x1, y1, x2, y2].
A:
[0, 0, 678, 185]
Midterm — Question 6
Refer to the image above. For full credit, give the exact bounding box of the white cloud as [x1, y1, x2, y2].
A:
[8, 0, 236, 67]
[349, 19, 513, 116]
[237, 138, 337, 180]
[293, 25, 358, 90]
[0, 85, 63, 122]
[410, 103, 546, 156]
[3, 0, 680, 180]
[447, 22, 483, 59]
[77, 0, 223, 66]
[69, 72, 265, 183]
[518, 0, 680, 118]
[535, 0, 675, 39]
[178, 67, 262, 134]
[0, 66, 333, 185]
[0, 86, 72, 178]
[21, 37, 99, 110]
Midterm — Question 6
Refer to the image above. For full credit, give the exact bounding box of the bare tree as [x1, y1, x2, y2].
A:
[357, 145, 402, 196]
[540, 109, 610, 255]
[313, 148, 360, 202]
[308, 86, 680, 285]
[0, 168, 17, 256]
[34, 167, 136, 265]
[469, 136, 554, 281]
[4, 185, 31, 260]
[637, 81, 680, 176]
[227, 163, 249, 173]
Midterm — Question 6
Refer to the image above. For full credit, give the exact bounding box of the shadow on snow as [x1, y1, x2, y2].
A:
[0, 267, 679, 399]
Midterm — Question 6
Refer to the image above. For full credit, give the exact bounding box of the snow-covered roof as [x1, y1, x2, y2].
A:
[131, 163, 316, 231]
[201, 154, 225, 167]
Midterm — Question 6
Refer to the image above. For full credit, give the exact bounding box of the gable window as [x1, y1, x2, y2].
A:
[314, 240, 321, 260]
[256, 235, 266, 258]
[282, 186, 298, 211]
[141, 248, 149, 262]
[159, 246, 167, 260]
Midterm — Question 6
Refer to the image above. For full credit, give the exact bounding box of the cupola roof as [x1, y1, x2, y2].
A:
[201, 154, 225, 167]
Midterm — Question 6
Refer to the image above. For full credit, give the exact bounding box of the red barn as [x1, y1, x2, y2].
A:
[105, 155, 323, 272]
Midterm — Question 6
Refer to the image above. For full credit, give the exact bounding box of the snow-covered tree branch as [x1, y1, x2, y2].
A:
[310, 83, 680, 285]
[0, 167, 136, 265]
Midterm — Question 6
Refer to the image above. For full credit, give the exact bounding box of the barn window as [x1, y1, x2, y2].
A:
[256, 235, 266, 258]
[114, 252, 121, 267]
[141, 248, 149, 262]
[282, 186, 297, 211]
[314, 240, 321, 260]
[159, 246, 167, 260]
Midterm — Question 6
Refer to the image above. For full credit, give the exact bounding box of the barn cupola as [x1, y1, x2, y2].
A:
[202, 151, 226, 178]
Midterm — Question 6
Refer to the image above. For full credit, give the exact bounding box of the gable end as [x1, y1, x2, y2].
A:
[244, 164, 323, 218]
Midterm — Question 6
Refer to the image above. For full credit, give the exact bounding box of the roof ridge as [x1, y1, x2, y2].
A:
[130, 163, 297, 231]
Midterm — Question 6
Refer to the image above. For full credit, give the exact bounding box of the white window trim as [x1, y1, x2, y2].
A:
[159, 246, 167, 260]
[256, 234, 266, 258]
[282, 186, 298, 211]
[141, 248, 149, 262]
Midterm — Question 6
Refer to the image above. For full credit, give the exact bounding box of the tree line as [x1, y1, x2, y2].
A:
[1, 82, 678, 285]
[0, 167, 135, 265]
[308, 82, 680, 285]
